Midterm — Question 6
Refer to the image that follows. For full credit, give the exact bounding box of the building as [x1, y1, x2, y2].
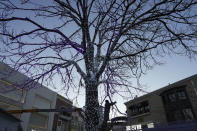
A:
[111, 116, 127, 131]
[0, 62, 85, 131]
[21, 84, 57, 131]
[0, 62, 57, 131]
[125, 74, 197, 130]
[52, 94, 85, 131]
[71, 109, 85, 131]
[0, 62, 27, 120]
[0, 108, 21, 131]
[52, 94, 73, 131]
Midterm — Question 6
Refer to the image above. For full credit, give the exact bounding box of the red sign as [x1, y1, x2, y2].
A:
[57, 120, 62, 126]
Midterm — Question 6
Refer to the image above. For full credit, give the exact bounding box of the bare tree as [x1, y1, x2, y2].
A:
[1, 0, 197, 130]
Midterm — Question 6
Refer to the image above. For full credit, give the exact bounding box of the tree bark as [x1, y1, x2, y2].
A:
[85, 80, 100, 131]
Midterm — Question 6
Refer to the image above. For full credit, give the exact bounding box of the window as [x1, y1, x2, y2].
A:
[144, 105, 150, 112]
[129, 101, 150, 116]
[168, 93, 176, 102]
[142, 101, 150, 112]
[182, 108, 194, 120]
[33, 95, 51, 109]
[0, 80, 26, 103]
[129, 106, 137, 115]
[29, 112, 48, 130]
[177, 91, 186, 100]
[139, 106, 144, 113]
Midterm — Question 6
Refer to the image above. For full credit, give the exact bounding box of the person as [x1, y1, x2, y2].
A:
[101, 100, 116, 131]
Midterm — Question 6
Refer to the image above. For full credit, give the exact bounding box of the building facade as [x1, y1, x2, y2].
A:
[0, 62, 57, 131]
[0, 62, 27, 120]
[0, 62, 85, 131]
[125, 74, 197, 130]
[0, 108, 21, 131]
[52, 94, 73, 131]
[71, 110, 85, 131]
[21, 85, 57, 131]
[52, 94, 85, 131]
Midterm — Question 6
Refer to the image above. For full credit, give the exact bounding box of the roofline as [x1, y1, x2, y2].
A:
[0, 61, 59, 95]
[57, 93, 73, 105]
[125, 74, 197, 105]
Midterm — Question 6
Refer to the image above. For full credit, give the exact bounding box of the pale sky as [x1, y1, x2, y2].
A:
[113, 54, 197, 115]
[1, 0, 197, 117]
[57, 54, 197, 116]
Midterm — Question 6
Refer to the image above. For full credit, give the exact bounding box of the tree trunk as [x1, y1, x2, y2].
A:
[84, 80, 100, 131]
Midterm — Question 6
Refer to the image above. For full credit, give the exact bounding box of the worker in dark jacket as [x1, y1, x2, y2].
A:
[101, 100, 116, 131]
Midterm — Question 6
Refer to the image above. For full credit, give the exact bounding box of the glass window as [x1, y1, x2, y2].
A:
[29, 113, 48, 129]
[130, 101, 150, 116]
[144, 105, 150, 112]
[33, 95, 51, 109]
[182, 108, 194, 120]
[129, 106, 137, 115]
[139, 106, 144, 113]
[0, 80, 26, 103]
[168, 93, 176, 102]
[177, 91, 186, 100]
